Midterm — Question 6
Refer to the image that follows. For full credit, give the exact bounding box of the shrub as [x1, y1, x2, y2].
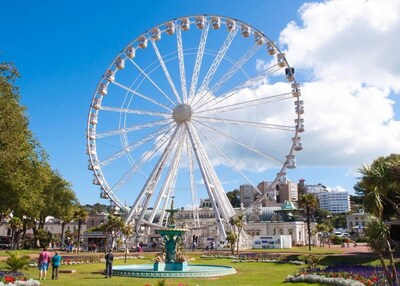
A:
[4, 251, 31, 272]
[330, 236, 344, 245]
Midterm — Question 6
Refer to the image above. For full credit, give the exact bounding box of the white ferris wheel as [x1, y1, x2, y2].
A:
[86, 15, 304, 239]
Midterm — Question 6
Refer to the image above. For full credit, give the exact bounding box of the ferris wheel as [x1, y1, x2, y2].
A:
[86, 15, 304, 239]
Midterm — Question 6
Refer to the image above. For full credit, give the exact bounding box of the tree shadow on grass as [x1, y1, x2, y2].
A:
[319, 253, 378, 266]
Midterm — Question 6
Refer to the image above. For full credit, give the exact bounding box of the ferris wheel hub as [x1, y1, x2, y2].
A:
[172, 104, 192, 123]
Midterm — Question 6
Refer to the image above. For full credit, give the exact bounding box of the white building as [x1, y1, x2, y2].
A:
[346, 209, 367, 232]
[253, 235, 292, 249]
[318, 190, 350, 214]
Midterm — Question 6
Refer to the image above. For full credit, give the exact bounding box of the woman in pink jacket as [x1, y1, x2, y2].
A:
[38, 247, 51, 280]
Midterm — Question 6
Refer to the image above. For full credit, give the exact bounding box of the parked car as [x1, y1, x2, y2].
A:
[0, 236, 11, 249]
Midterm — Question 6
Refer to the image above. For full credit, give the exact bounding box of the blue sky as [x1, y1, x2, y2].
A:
[2, 0, 399, 207]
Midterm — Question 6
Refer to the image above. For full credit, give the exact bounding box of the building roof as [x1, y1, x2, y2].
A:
[281, 201, 297, 210]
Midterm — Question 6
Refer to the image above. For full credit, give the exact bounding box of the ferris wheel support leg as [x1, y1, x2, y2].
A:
[186, 122, 235, 240]
[148, 136, 185, 224]
[125, 126, 183, 225]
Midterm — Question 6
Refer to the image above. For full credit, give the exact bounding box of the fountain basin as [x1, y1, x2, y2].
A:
[113, 264, 236, 278]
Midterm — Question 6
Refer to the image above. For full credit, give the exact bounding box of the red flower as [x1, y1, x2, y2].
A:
[5, 276, 15, 283]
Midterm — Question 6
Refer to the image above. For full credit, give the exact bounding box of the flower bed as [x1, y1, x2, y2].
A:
[286, 274, 365, 286]
[287, 264, 390, 286]
[0, 271, 40, 286]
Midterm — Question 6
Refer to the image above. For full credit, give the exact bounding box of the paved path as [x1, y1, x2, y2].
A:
[318, 243, 370, 254]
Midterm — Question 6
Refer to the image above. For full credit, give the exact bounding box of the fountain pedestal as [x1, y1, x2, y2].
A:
[153, 261, 188, 271]
[154, 225, 188, 271]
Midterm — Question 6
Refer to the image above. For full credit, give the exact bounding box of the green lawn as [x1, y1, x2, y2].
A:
[0, 249, 379, 286]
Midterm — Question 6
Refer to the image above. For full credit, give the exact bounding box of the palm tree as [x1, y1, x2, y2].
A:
[120, 222, 134, 263]
[225, 231, 237, 255]
[299, 194, 319, 251]
[358, 154, 400, 219]
[358, 155, 400, 286]
[364, 216, 398, 286]
[73, 207, 88, 252]
[5, 251, 31, 272]
[229, 214, 244, 255]
[60, 209, 74, 247]
[8, 217, 23, 250]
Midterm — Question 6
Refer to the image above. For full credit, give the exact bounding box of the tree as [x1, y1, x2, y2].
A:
[299, 194, 319, 251]
[226, 189, 241, 207]
[229, 214, 244, 255]
[36, 228, 52, 248]
[0, 62, 51, 221]
[120, 222, 134, 263]
[358, 155, 400, 286]
[8, 217, 23, 250]
[225, 231, 237, 255]
[331, 214, 347, 229]
[4, 251, 31, 272]
[314, 209, 331, 224]
[365, 216, 399, 286]
[39, 170, 78, 227]
[73, 207, 88, 252]
[357, 154, 400, 219]
[59, 207, 75, 247]
[36, 170, 78, 246]
[101, 215, 124, 252]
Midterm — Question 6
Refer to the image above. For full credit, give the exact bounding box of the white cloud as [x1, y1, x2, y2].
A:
[279, 0, 400, 168]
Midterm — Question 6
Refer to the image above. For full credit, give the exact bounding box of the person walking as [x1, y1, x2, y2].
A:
[51, 251, 62, 280]
[104, 249, 114, 278]
[38, 247, 51, 280]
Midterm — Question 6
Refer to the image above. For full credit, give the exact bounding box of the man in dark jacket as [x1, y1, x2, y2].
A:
[105, 249, 114, 278]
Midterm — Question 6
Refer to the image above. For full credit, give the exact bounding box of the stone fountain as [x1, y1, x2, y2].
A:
[153, 197, 188, 271]
[112, 198, 236, 278]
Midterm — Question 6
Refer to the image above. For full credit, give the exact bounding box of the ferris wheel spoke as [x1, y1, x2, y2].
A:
[193, 124, 262, 195]
[192, 115, 295, 132]
[99, 123, 176, 167]
[192, 118, 284, 164]
[194, 26, 239, 103]
[151, 40, 182, 104]
[194, 63, 280, 111]
[126, 125, 184, 224]
[108, 128, 175, 203]
[95, 119, 172, 139]
[176, 25, 188, 102]
[195, 91, 293, 116]
[185, 122, 230, 226]
[186, 134, 200, 227]
[187, 121, 236, 215]
[188, 22, 211, 99]
[148, 132, 185, 224]
[191, 43, 262, 109]
[126, 58, 176, 106]
[112, 81, 172, 112]
[100, 105, 171, 118]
